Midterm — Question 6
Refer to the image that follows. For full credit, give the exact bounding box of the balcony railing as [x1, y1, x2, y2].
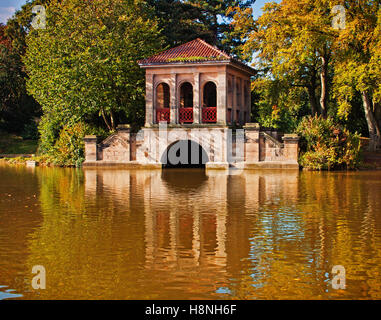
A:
[179, 108, 193, 124]
[202, 107, 217, 123]
[156, 108, 170, 123]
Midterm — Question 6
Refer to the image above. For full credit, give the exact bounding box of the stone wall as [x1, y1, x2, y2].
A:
[84, 123, 299, 169]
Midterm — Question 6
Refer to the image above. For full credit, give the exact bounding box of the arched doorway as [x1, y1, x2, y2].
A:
[161, 140, 208, 168]
[202, 81, 217, 123]
[179, 82, 193, 123]
[156, 83, 170, 123]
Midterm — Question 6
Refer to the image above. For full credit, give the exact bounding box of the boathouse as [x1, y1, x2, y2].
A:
[84, 39, 299, 169]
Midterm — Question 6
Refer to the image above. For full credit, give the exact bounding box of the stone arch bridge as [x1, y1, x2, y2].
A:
[84, 123, 300, 169]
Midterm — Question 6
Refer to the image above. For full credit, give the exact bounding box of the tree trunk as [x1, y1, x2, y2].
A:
[110, 109, 116, 131]
[373, 100, 381, 133]
[101, 108, 112, 131]
[362, 91, 381, 151]
[319, 56, 328, 117]
[307, 85, 319, 116]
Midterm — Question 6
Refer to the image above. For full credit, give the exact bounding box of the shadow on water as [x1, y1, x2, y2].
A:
[161, 168, 208, 192]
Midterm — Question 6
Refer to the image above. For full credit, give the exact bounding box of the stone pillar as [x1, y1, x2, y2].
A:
[145, 73, 154, 126]
[116, 124, 131, 162]
[240, 78, 245, 124]
[193, 72, 200, 124]
[282, 134, 300, 163]
[205, 128, 229, 170]
[84, 135, 98, 162]
[217, 69, 227, 124]
[170, 73, 177, 124]
[232, 75, 236, 123]
[246, 80, 251, 123]
[243, 123, 260, 163]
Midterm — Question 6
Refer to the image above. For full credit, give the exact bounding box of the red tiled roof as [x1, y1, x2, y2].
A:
[138, 38, 231, 65]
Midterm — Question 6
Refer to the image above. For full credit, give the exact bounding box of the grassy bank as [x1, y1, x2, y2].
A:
[0, 154, 55, 166]
[0, 132, 38, 154]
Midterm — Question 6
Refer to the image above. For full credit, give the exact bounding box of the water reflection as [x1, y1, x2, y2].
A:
[0, 164, 381, 299]
[0, 286, 23, 300]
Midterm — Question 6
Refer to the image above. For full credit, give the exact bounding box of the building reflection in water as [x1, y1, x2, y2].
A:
[81, 168, 301, 299]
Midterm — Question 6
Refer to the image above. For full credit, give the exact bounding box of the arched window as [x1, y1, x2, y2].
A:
[156, 83, 170, 109]
[180, 82, 193, 108]
[203, 81, 217, 108]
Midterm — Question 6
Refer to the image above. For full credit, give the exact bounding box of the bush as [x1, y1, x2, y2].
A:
[37, 112, 110, 166]
[296, 115, 362, 170]
[52, 122, 89, 167]
[37, 114, 63, 155]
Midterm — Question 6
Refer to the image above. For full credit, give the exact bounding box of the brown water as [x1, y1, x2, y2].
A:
[0, 164, 380, 300]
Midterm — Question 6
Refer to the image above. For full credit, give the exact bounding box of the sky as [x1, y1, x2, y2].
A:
[0, 0, 279, 24]
[0, 0, 25, 24]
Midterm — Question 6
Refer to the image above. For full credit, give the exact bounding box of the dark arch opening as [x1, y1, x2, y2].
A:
[156, 83, 170, 109]
[180, 82, 193, 108]
[161, 140, 208, 168]
[203, 81, 217, 108]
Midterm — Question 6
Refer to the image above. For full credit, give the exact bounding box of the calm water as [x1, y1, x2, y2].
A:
[0, 164, 380, 300]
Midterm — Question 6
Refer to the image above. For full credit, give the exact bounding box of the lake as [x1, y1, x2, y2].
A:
[0, 164, 380, 299]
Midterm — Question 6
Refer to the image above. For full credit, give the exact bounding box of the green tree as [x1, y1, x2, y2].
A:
[252, 77, 310, 132]
[188, 0, 256, 57]
[146, 0, 209, 48]
[5, 0, 52, 57]
[0, 23, 40, 133]
[146, 0, 255, 58]
[24, 0, 163, 153]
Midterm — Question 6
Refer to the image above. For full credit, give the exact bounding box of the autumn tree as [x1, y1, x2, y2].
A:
[230, 0, 336, 116]
[333, 0, 381, 150]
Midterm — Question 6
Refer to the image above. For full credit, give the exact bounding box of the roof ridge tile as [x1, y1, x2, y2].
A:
[138, 38, 231, 65]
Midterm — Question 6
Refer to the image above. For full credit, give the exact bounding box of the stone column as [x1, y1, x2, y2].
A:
[217, 69, 227, 124]
[193, 72, 200, 124]
[84, 135, 98, 162]
[145, 73, 154, 126]
[243, 123, 260, 163]
[282, 134, 300, 163]
[240, 78, 245, 124]
[232, 75, 236, 123]
[116, 124, 131, 162]
[246, 80, 251, 123]
[170, 73, 177, 124]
